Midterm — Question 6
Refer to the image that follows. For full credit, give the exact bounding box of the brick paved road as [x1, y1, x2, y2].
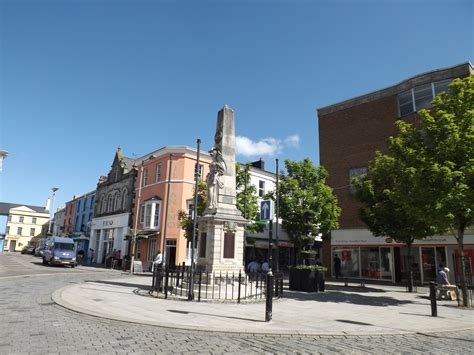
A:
[0, 253, 473, 354]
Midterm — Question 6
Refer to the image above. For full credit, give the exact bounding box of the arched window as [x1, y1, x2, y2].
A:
[107, 194, 114, 212]
[101, 196, 107, 214]
[114, 192, 120, 211]
[121, 188, 128, 210]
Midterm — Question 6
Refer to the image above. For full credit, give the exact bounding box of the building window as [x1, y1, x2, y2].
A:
[199, 232, 207, 258]
[17, 227, 22, 236]
[186, 199, 194, 219]
[77, 200, 81, 212]
[414, 83, 433, 111]
[398, 90, 414, 117]
[7, 215, 11, 222]
[259, 180, 265, 197]
[90, 196, 95, 209]
[156, 163, 162, 182]
[83, 199, 87, 211]
[140, 205, 145, 224]
[143, 168, 149, 186]
[349, 167, 368, 194]
[121, 189, 128, 210]
[223, 232, 235, 259]
[32, 217, 37, 224]
[88, 213, 93, 222]
[19, 216, 24, 223]
[30, 228, 35, 236]
[195, 164, 203, 179]
[398, 79, 453, 117]
[142, 199, 162, 230]
[6, 226, 10, 234]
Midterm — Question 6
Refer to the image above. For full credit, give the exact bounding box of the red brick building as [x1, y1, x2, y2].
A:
[318, 62, 473, 284]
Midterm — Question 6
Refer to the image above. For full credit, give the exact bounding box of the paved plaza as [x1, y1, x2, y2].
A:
[0, 253, 473, 354]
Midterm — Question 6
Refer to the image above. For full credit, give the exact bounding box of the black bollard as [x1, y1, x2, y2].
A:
[429, 281, 437, 317]
[265, 271, 274, 322]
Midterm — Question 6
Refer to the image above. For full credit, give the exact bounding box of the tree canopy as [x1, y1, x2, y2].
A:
[236, 163, 263, 234]
[277, 158, 340, 263]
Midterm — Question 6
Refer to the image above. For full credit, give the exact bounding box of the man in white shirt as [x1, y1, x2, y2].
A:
[152, 251, 163, 273]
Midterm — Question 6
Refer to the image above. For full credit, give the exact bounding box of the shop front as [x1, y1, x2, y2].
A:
[90, 213, 130, 265]
[332, 229, 474, 284]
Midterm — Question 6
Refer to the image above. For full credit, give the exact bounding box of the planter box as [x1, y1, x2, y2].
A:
[289, 268, 325, 292]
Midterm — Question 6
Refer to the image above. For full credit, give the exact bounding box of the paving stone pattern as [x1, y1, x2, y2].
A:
[0, 253, 473, 354]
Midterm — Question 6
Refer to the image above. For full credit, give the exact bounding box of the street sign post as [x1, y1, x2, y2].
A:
[260, 200, 274, 221]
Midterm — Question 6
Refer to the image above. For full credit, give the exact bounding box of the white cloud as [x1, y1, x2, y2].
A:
[284, 134, 300, 148]
[236, 134, 300, 157]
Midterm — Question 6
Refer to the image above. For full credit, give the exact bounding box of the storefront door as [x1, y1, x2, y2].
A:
[421, 247, 436, 283]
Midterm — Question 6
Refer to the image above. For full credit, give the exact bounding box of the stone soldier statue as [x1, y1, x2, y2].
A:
[206, 147, 226, 209]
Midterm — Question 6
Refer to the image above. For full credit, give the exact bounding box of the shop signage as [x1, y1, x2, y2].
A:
[102, 220, 114, 227]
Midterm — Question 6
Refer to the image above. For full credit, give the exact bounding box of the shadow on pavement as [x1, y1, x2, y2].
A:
[283, 289, 414, 307]
[167, 309, 265, 323]
[85, 280, 152, 290]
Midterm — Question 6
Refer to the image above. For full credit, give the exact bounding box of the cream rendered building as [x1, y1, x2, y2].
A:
[2, 203, 49, 252]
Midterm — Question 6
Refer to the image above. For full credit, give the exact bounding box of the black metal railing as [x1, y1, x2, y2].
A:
[151, 264, 284, 302]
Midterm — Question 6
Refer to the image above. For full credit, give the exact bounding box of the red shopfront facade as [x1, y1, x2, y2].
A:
[331, 228, 474, 284]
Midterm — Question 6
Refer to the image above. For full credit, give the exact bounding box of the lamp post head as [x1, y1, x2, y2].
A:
[52, 187, 59, 193]
[0, 150, 8, 172]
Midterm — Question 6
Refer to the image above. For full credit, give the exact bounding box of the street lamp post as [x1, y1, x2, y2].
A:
[48, 187, 59, 235]
[189, 139, 201, 300]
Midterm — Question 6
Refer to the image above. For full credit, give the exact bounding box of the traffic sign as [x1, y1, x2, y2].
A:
[260, 200, 274, 221]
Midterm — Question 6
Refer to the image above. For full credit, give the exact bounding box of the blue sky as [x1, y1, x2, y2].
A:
[0, 0, 472, 223]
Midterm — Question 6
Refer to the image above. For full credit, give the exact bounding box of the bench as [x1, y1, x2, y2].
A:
[344, 278, 366, 287]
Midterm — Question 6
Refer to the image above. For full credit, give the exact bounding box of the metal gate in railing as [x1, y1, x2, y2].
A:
[151, 265, 284, 302]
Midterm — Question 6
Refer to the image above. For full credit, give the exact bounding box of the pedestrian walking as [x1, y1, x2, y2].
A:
[334, 254, 342, 279]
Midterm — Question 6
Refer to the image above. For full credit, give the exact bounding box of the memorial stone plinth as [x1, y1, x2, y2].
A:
[197, 105, 247, 274]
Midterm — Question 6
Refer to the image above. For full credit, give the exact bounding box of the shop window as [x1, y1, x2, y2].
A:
[332, 248, 359, 278]
[360, 247, 380, 279]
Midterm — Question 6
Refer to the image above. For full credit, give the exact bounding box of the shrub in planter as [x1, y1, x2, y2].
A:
[289, 265, 328, 292]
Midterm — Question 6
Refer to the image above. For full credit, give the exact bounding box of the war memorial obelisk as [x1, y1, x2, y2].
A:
[197, 105, 247, 274]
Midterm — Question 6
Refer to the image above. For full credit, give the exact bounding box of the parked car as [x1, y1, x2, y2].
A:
[21, 245, 35, 254]
[42, 237, 77, 267]
[35, 246, 46, 257]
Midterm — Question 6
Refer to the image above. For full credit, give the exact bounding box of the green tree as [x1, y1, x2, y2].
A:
[353, 152, 438, 291]
[178, 179, 207, 241]
[236, 163, 263, 234]
[277, 159, 341, 264]
[377, 76, 473, 304]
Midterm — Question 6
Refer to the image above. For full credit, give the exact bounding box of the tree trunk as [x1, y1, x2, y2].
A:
[456, 226, 468, 307]
[407, 242, 414, 293]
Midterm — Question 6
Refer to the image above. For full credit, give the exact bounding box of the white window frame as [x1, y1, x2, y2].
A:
[143, 168, 149, 186]
[19, 216, 24, 223]
[17, 227, 22, 236]
[155, 163, 162, 182]
[398, 79, 453, 117]
[32, 217, 37, 224]
[142, 200, 162, 230]
[258, 180, 265, 197]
